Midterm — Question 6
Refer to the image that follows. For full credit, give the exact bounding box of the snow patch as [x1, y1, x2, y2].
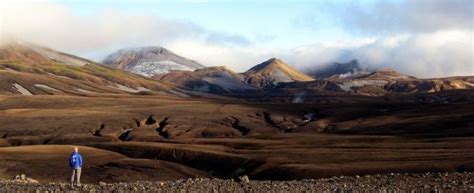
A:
[12, 83, 33, 96]
[34, 84, 62, 92]
[169, 90, 191, 98]
[109, 84, 152, 93]
[47, 73, 73, 80]
[338, 80, 388, 92]
[1, 67, 18, 72]
[74, 88, 97, 94]
[130, 60, 196, 77]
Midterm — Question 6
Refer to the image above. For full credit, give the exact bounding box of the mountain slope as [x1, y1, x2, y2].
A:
[154, 66, 257, 94]
[102, 46, 205, 77]
[0, 42, 186, 96]
[243, 58, 315, 87]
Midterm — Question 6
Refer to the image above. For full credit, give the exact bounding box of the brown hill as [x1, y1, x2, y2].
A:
[243, 58, 315, 87]
[154, 66, 257, 94]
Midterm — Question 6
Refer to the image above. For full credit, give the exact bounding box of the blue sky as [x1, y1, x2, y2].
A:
[52, 0, 358, 48]
[1, 0, 473, 77]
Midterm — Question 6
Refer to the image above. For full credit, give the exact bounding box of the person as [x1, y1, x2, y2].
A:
[69, 146, 83, 187]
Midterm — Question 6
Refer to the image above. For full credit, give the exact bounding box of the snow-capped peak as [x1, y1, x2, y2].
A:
[102, 46, 205, 77]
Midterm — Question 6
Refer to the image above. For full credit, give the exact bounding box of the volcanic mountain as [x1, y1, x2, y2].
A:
[243, 58, 315, 87]
[0, 42, 185, 96]
[154, 66, 257, 94]
[102, 46, 205, 77]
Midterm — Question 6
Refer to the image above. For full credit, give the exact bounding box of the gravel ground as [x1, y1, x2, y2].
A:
[1, 172, 473, 192]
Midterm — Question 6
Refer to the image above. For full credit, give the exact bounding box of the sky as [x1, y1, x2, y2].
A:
[0, 0, 473, 78]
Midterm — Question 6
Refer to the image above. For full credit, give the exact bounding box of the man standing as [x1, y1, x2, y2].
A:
[69, 146, 83, 187]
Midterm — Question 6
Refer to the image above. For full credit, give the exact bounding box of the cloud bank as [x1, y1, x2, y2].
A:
[284, 30, 474, 78]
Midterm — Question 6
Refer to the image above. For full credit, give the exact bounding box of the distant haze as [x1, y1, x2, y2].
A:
[0, 0, 472, 78]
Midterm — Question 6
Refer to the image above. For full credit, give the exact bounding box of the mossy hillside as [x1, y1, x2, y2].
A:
[0, 61, 173, 94]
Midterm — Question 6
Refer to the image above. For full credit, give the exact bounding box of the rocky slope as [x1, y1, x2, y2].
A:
[154, 66, 257, 94]
[243, 58, 315, 87]
[102, 46, 205, 77]
[1, 172, 473, 192]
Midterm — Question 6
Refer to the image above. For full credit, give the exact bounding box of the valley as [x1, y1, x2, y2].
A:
[0, 92, 473, 183]
[0, 41, 473, 186]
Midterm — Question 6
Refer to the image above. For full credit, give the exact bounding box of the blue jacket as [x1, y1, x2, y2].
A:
[69, 152, 83, 169]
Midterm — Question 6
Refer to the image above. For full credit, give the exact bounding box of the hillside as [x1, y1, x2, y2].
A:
[0, 43, 186, 96]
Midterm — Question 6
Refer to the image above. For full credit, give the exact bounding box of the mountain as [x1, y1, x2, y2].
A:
[278, 67, 474, 96]
[154, 66, 257, 94]
[102, 46, 205, 77]
[0, 42, 186, 96]
[309, 59, 369, 79]
[243, 58, 315, 87]
[339, 69, 473, 95]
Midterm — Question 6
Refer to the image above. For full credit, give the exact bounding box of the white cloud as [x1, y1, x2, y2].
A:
[0, 0, 249, 57]
[283, 30, 474, 78]
[165, 39, 274, 71]
[336, 0, 474, 34]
